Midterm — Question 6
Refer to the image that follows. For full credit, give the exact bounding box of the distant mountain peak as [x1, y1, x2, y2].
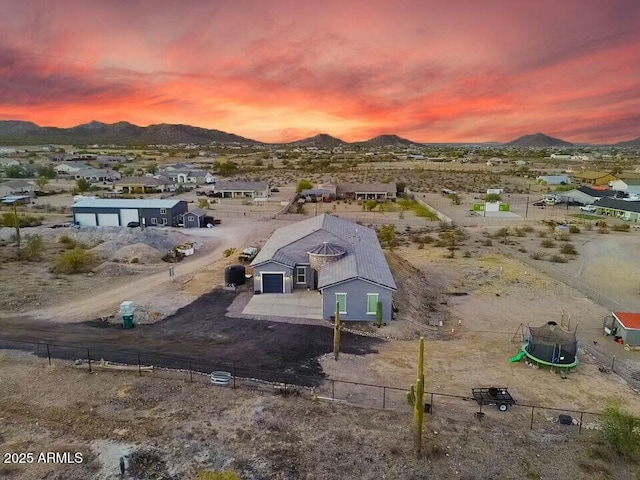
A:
[289, 133, 347, 147]
[358, 134, 418, 147]
[615, 135, 640, 148]
[505, 133, 573, 147]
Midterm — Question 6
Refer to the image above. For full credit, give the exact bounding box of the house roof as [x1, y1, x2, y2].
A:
[337, 182, 396, 195]
[1, 179, 34, 189]
[572, 171, 614, 180]
[72, 198, 186, 209]
[215, 181, 268, 192]
[593, 198, 640, 213]
[187, 207, 206, 217]
[613, 312, 640, 330]
[115, 176, 169, 186]
[536, 175, 571, 181]
[577, 186, 617, 198]
[251, 214, 396, 290]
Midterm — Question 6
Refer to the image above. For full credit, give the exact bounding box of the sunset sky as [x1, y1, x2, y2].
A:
[1, 0, 639, 143]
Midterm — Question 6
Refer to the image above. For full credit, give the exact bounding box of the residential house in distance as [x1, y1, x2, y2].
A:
[336, 182, 397, 200]
[54, 161, 90, 175]
[74, 167, 121, 183]
[214, 181, 270, 198]
[72, 198, 188, 227]
[114, 176, 170, 193]
[159, 164, 216, 184]
[0, 158, 21, 173]
[593, 198, 640, 222]
[610, 179, 640, 195]
[572, 171, 617, 186]
[0, 179, 36, 198]
[250, 214, 397, 322]
[555, 186, 617, 206]
[299, 188, 333, 202]
[536, 175, 571, 185]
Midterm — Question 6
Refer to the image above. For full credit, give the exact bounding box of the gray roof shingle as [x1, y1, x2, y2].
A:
[251, 214, 396, 290]
[215, 181, 268, 192]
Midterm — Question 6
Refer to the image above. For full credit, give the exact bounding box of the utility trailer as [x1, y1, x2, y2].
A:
[472, 387, 516, 412]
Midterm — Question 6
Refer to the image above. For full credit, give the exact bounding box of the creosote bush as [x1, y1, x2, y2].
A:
[52, 247, 98, 274]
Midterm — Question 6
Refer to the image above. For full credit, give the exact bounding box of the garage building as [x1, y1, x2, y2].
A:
[611, 312, 640, 345]
[72, 198, 188, 227]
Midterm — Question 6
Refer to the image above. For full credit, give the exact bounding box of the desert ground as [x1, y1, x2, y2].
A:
[0, 350, 637, 480]
[2, 176, 640, 478]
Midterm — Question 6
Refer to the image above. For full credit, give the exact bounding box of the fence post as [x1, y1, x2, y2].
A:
[232, 363, 236, 389]
[530, 406, 535, 429]
[87, 348, 92, 373]
[611, 356, 616, 372]
[332, 380, 335, 400]
[430, 393, 434, 414]
[579, 411, 584, 434]
[46, 344, 51, 366]
[189, 362, 193, 383]
[382, 386, 386, 409]
[138, 355, 142, 377]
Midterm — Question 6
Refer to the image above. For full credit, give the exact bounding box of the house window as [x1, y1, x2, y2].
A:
[162, 218, 168, 225]
[296, 266, 306, 284]
[151, 218, 158, 225]
[188, 216, 195, 221]
[335, 293, 347, 314]
[160, 208, 167, 214]
[367, 293, 379, 315]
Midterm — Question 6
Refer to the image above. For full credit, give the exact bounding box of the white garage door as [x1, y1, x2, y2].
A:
[97, 213, 120, 226]
[120, 209, 139, 225]
[75, 213, 96, 226]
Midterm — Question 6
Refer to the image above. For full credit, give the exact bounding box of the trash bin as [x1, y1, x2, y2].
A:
[123, 314, 135, 329]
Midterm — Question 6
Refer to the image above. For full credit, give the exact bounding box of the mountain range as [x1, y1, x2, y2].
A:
[0, 120, 638, 148]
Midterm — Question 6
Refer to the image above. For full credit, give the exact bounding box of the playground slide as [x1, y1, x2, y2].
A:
[509, 351, 526, 362]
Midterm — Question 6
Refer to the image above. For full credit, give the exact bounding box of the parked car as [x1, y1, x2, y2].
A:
[579, 205, 596, 212]
[127, 221, 140, 228]
[270, 187, 280, 193]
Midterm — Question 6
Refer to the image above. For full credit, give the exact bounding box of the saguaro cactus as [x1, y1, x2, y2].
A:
[407, 337, 425, 455]
[375, 300, 383, 327]
[333, 302, 341, 360]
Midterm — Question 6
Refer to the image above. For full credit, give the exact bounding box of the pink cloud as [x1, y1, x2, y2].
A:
[0, 0, 639, 143]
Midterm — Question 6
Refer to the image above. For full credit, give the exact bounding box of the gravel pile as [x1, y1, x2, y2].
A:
[92, 243, 163, 264]
[94, 262, 143, 277]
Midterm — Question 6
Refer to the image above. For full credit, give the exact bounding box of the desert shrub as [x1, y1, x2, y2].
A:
[600, 406, 640, 460]
[377, 224, 398, 248]
[531, 252, 544, 260]
[483, 239, 493, 247]
[584, 223, 594, 231]
[598, 227, 610, 234]
[463, 251, 471, 258]
[612, 224, 630, 232]
[522, 225, 534, 233]
[569, 225, 581, 234]
[52, 247, 98, 274]
[556, 233, 571, 242]
[57, 235, 85, 249]
[540, 239, 555, 248]
[518, 247, 527, 253]
[130, 257, 140, 264]
[20, 234, 45, 261]
[223, 248, 236, 258]
[0, 212, 44, 228]
[514, 227, 527, 237]
[537, 231, 547, 238]
[560, 244, 578, 255]
[596, 221, 607, 228]
[549, 254, 568, 263]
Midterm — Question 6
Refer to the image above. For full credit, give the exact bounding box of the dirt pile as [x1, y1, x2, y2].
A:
[93, 243, 163, 264]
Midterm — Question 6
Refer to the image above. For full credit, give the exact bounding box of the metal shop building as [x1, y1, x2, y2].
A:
[71, 198, 188, 227]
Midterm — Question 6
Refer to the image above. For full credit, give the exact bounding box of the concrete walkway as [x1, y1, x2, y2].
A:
[242, 290, 323, 320]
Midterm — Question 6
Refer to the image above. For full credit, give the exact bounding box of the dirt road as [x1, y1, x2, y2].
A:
[22, 219, 281, 323]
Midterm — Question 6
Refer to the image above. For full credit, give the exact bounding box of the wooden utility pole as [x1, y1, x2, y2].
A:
[333, 302, 341, 360]
[12, 202, 21, 256]
[407, 337, 425, 455]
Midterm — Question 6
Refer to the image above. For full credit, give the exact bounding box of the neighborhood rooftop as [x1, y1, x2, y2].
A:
[215, 181, 269, 191]
[593, 198, 640, 213]
[72, 198, 185, 209]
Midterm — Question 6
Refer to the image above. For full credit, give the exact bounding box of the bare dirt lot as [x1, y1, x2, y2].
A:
[1, 350, 637, 480]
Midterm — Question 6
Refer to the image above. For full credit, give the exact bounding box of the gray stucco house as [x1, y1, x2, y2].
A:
[72, 198, 188, 227]
[250, 214, 397, 321]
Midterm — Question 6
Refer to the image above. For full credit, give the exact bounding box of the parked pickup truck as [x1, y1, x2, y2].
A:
[238, 247, 258, 262]
[579, 205, 597, 212]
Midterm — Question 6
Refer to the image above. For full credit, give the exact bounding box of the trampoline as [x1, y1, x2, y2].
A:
[522, 321, 578, 368]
